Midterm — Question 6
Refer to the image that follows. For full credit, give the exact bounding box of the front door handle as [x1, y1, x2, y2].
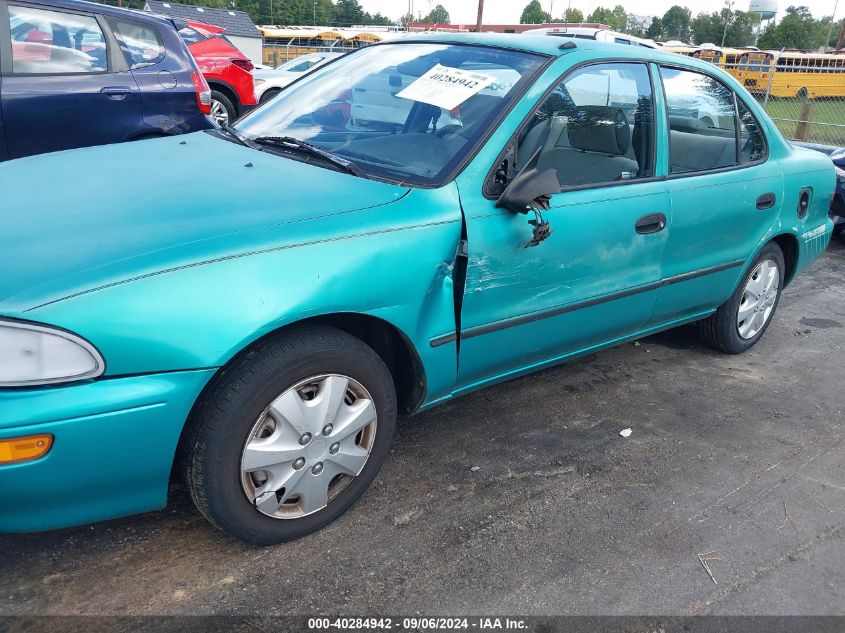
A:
[635, 213, 667, 234]
[756, 192, 776, 210]
[100, 86, 131, 100]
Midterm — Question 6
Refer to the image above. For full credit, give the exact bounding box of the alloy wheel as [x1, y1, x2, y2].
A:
[210, 99, 230, 126]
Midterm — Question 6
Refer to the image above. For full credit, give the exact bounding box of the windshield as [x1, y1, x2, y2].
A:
[234, 43, 546, 186]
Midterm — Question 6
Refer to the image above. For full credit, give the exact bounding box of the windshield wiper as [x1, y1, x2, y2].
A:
[252, 136, 364, 177]
[219, 124, 261, 150]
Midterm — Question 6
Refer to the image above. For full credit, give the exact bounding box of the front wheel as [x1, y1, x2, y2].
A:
[698, 243, 785, 354]
[182, 326, 397, 544]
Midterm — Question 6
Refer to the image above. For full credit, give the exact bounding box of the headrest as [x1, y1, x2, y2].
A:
[668, 115, 706, 132]
[567, 106, 630, 156]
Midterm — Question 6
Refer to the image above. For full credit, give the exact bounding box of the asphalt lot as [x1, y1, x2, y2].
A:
[2, 236, 844, 617]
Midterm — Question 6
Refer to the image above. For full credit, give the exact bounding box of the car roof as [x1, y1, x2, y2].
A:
[383, 32, 728, 72]
[23, 0, 178, 28]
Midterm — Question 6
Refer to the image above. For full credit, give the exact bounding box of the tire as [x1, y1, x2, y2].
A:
[182, 325, 397, 545]
[209, 90, 237, 126]
[797, 87, 808, 100]
[259, 88, 281, 104]
[698, 242, 785, 354]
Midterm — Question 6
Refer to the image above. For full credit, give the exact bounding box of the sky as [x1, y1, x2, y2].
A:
[359, 0, 842, 24]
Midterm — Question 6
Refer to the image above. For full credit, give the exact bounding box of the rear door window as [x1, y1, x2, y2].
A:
[9, 4, 108, 74]
[660, 67, 738, 174]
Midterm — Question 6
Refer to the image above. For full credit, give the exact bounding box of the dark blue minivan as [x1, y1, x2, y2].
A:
[0, 0, 212, 160]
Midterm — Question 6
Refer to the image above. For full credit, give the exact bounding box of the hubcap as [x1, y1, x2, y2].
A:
[210, 99, 229, 126]
[240, 374, 377, 519]
[737, 259, 779, 339]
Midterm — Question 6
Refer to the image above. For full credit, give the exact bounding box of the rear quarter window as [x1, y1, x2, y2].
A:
[110, 19, 164, 68]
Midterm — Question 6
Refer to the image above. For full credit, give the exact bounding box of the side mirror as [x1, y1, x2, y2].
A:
[495, 147, 559, 214]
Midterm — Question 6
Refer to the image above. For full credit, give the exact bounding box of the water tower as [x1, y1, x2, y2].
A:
[749, 0, 777, 20]
[749, 0, 777, 45]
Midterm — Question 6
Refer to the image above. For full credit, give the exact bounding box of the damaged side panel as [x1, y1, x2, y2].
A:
[25, 185, 467, 407]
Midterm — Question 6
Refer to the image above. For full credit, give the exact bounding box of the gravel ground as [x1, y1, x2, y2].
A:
[2, 236, 844, 617]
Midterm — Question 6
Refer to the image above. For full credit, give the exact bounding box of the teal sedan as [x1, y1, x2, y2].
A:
[0, 34, 834, 544]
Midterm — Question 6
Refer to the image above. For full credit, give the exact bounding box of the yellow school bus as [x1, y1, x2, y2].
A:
[734, 50, 845, 98]
[259, 27, 385, 67]
[666, 46, 759, 83]
[662, 44, 699, 58]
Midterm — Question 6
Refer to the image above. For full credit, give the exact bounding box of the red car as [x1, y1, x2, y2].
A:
[179, 20, 256, 125]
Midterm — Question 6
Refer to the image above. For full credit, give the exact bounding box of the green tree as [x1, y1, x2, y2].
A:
[586, 6, 613, 26]
[422, 4, 450, 23]
[625, 14, 651, 37]
[586, 5, 626, 30]
[690, 11, 722, 44]
[364, 12, 394, 26]
[690, 9, 757, 46]
[757, 5, 830, 50]
[332, 0, 364, 26]
[645, 16, 664, 40]
[610, 5, 627, 31]
[297, 0, 335, 25]
[662, 5, 692, 42]
[722, 10, 757, 46]
[399, 12, 415, 27]
[560, 7, 584, 23]
[520, 0, 551, 24]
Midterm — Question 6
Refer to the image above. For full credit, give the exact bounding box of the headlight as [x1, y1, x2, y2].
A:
[0, 320, 105, 387]
[254, 78, 265, 87]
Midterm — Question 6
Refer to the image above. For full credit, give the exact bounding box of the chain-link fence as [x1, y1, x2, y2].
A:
[720, 57, 845, 148]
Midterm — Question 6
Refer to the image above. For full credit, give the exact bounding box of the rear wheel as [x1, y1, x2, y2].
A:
[209, 90, 237, 126]
[182, 326, 397, 544]
[698, 243, 785, 354]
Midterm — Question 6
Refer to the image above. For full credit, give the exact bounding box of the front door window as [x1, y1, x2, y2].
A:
[516, 62, 655, 188]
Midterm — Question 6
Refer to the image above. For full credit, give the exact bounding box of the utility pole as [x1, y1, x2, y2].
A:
[721, 0, 735, 47]
[313, 0, 316, 25]
[836, 17, 845, 50]
[476, 0, 484, 32]
[826, 0, 840, 51]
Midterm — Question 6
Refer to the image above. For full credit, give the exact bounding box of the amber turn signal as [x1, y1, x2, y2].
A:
[0, 434, 53, 464]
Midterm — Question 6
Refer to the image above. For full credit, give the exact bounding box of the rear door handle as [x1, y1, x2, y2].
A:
[100, 86, 131, 100]
[756, 192, 776, 210]
[635, 213, 667, 234]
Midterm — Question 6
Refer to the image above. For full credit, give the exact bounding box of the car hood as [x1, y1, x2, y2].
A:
[1, 132, 409, 312]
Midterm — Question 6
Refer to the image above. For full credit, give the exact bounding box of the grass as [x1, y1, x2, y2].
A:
[755, 97, 845, 146]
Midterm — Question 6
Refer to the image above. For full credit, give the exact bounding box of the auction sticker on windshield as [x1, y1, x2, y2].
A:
[396, 64, 496, 110]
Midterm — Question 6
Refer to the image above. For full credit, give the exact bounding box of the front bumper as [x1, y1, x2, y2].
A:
[0, 369, 215, 533]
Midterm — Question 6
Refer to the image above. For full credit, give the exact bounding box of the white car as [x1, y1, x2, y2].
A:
[253, 52, 345, 103]
[521, 26, 658, 49]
